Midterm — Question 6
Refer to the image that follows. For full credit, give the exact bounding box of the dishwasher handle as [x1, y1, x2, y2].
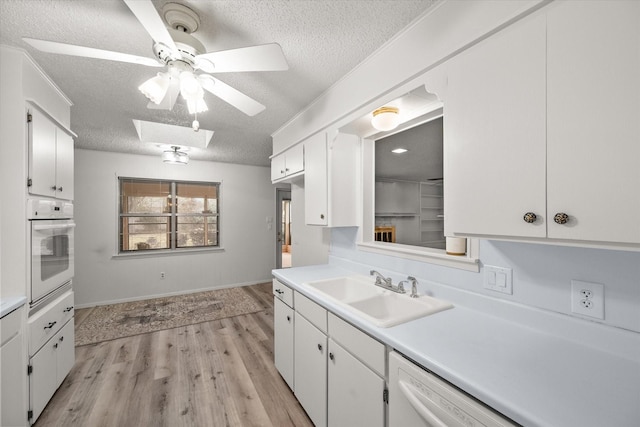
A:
[398, 380, 447, 427]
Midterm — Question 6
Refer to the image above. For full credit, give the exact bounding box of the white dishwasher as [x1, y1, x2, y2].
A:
[389, 351, 516, 427]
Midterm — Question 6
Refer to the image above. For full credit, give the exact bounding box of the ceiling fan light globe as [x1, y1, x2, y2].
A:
[139, 73, 170, 104]
[179, 71, 201, 99]
[186, 96, 208, 115]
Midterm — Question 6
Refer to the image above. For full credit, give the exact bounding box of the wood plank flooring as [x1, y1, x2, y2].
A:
[34, 283, 313, 427]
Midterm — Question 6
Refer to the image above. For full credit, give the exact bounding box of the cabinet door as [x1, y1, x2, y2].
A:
[286, 143, 304, 175]
[294, 314, 327, 427]
[547, 0, 640, 243]
[274, 298, 294, 390]
[444, 13, 546, 237]
[30, 337, 58, 423]
[29, 108, 57, 198]
[1, 331, 26, 427]
[55, 319, 75, 388]
[327, 339, 385, 427]
[304, 132, 328, 225]
[55, 130, 74, 201]
[271, 153, 287, 181]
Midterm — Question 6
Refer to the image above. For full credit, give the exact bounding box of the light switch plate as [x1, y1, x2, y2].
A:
[484, 265, 513, 295]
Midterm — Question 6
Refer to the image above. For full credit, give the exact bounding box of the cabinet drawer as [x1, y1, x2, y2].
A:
[273, 279, 293, 307]
[328, 313, 385, 377]
[295, 292, 327, 333]
[1, 306, 24, 347]
[28, 290, 74, 355]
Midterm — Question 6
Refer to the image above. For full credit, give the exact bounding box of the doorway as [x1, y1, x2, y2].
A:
[276, 188, 292, 268]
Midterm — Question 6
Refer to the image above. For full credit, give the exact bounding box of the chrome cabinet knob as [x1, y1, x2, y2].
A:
[58, 186, 63, 192]
[317, 343, 323, 352]
[554, 213, 569, 224]
[51, 185, 58, 190]
[320, 214, 325, 220]
[329, 352, 334, 361]
[286, 315, 291, 322]
[523, 212, 537, 223]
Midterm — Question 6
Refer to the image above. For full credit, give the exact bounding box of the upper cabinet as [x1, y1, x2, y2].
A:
[545, 0, 640, 244]
[271, 143, 304, 183]
[28, 105, 75, 201]
[445, 1, 640, 247]
[304, 131, 359, 226]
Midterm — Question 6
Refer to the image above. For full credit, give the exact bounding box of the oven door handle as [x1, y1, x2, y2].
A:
[398, 380, 447, 427]
[33, 223, 76, 231]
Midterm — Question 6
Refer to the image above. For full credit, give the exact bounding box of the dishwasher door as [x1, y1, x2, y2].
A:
[388, 351, 515, 427]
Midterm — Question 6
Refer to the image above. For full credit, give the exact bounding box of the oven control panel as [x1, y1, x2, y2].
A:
[27, 198, 73, 219]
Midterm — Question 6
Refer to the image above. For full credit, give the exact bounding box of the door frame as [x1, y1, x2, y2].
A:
[276, 188, 291, 269]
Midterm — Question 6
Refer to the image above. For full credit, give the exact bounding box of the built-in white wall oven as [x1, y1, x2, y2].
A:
[28, 198, 74, 305]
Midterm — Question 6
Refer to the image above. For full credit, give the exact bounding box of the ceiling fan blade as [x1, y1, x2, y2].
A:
[147, 79, 180, 110]
[195, 43, 289, 73]
[123, 0, 179, 58]
[22, 38, 162, 67]
[199, 75, 266, 116]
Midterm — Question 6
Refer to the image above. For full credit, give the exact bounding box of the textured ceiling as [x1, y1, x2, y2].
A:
[0, 0, 437, 166]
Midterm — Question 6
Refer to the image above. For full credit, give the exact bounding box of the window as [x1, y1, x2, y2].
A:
[119, 178, 220, 252]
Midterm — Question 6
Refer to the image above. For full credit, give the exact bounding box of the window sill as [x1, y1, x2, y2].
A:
[357, 241, 479, 272]
[112, 246, 225, 259]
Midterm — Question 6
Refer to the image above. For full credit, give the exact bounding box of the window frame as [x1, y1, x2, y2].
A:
[118, 177, 221, 254]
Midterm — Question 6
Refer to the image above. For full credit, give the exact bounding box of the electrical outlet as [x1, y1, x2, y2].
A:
[571, 280, 604, 319]
[160, 272, 165, 279]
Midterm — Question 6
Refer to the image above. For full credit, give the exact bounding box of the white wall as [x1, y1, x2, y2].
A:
[330, 228, 640, 333]
[74, 149, 276, 307]
[290, 180, 329, 267]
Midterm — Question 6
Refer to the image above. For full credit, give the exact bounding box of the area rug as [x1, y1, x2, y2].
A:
[75, 287, 263, 346]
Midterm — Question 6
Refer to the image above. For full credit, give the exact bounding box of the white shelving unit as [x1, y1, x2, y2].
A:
[420, 181, 445, 249]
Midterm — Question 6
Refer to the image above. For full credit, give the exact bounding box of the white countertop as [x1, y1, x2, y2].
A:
[273, 264, 640, 427]
[0, 295, 27, 318]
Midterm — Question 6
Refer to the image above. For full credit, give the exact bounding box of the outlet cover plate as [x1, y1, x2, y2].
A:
[484, 265, 513, 295]
[571, 280, 604, 320]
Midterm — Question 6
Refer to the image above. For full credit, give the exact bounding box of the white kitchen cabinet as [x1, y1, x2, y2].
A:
[273, 279, 294, 390]
[444, 11, 547, 239]
[29, 318, 74, 423]
[294, 313, 328, 427]
[545, 0, 640, 244]
[283, 289, 386, 427]
[304, 131, 359, 226]
[271, 143, 304, 182]
[28, 104, 75, 200]
[445, 2, 640, 247]
[327, 312, 386, 427]
[1, 305, 27, 427]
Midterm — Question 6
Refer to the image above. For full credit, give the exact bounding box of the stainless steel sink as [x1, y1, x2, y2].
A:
[303, 275, 453, 327]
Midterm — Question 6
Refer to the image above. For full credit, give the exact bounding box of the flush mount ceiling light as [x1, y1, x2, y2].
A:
[162, 146, 189, 165]
[371, 106, 400, 131]
[391, 148, 408, 154]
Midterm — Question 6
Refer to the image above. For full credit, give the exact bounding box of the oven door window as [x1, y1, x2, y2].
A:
[39, 234, 70, 281]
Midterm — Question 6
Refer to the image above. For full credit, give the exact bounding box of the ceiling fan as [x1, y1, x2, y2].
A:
[22, 0, 289, 117]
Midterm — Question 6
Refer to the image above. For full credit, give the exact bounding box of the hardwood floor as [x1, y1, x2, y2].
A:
[35, 283, 313, 427]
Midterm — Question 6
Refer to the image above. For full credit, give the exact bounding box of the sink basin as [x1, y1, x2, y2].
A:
[303, 275, 453, 328]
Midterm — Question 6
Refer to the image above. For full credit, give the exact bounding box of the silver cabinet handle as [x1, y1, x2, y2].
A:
[554, 213, 569, 224]
[44, 321, 57, 330]
[63, 306, 74, 312]
[523, 212, 537, 223]
[275, 289, 284, 294]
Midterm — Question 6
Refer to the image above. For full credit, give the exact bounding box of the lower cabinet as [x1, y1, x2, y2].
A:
[294, 314, 328, 426]
[29, 318, 74, 423]
[1, 305, 27, 427]
[273, 297, 294, 390]
[279, 287, 386, 427]
[328, 338, 385, 427]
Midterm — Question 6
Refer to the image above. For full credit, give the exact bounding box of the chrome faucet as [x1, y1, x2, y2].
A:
[370, 270, 405, 293]
[407, 276, 419, 298]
